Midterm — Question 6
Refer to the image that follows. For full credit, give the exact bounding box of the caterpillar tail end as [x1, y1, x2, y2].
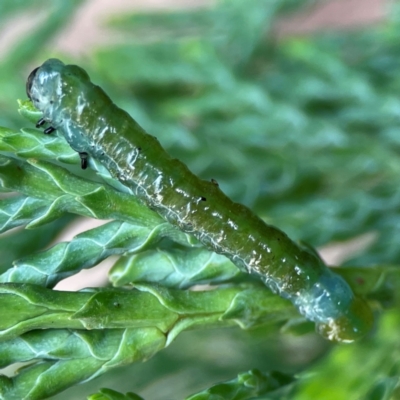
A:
[316, 296, 374, 343]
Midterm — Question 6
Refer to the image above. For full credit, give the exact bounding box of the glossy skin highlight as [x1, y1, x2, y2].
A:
[26, 59, 373, 342]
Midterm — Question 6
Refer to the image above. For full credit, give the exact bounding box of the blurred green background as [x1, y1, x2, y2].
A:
[1, 0, 400, 398]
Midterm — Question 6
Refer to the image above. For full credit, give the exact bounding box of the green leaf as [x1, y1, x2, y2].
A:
[110, 243, 241, 288]
[0, 155, 163, 226]
[17, 99, 43, 125]
[88, 388, 144, 400]
[185, 369, 295, 400]
[0, 328, 165, 400]
[0, 283, 296, 399]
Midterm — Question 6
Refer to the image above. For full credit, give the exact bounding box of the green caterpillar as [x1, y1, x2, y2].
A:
[26, 58, 373, 342]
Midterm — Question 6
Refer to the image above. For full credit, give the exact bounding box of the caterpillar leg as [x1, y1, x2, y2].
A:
[36, 118, 55, 134]
[44, 126, 56, 134]
[79, 152, 88, 169]
[36, 118, 46, 128]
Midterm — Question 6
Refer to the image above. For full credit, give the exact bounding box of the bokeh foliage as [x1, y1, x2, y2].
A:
[1, 0, 400, 399]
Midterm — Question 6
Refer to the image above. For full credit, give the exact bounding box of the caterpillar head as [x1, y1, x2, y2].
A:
[26, 59, 91, 121]
[26, 59, 66, 114]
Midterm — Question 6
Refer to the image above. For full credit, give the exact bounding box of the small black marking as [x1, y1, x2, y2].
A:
[211, 178, 219, 187]
[44, 126, 56, 134]
[137, 147, 142, 152]
[79, 152, 88, 169]
[201, 196, 207, 201]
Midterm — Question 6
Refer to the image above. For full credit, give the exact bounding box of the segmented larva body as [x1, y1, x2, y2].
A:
[26, 59, 373, 342]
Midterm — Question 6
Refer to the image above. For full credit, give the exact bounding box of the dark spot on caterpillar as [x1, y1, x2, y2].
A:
[113, 302, 121, 308]
[50, 100, 54, 104]
[201, 196, 207, 201]
[137, 147, 142, 152]
[211, 178, 219, 186]
[356, 277, 365, 285]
